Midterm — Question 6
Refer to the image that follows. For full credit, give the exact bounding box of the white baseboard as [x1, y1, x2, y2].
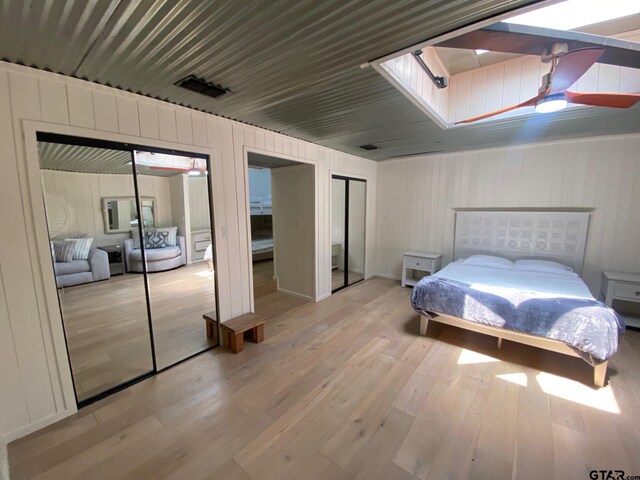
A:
[4, 407, 75, 443]
[277, 288, 315, 302]
[372, 272, 401, 281]
[316, 292, 331, 302]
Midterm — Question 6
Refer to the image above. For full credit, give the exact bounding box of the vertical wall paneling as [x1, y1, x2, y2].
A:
[0, 60, 377, 441]
[138, 102, 160, 139]
[67, 84, 95, 129]
[38, 78, 69, 125]
[92, 91, 118, 133]
[115, 96, 140, 136]
[272, 164, 316, 298]
[375, 134, 640, 295]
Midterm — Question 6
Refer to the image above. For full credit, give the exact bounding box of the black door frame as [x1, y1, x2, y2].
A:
[331, 175, 366, 294]
[37, 132, 221, 408]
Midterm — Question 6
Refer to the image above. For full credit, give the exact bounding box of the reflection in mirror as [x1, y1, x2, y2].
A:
[347, 180, 366, 285]
[132, 150, 217, 369]
[38, 141, 154, 404]
[331, 177, 347, 291]
[103, 197, 155, 233]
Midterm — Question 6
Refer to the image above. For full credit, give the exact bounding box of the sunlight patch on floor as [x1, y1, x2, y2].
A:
[457, 348, 501, 365]
[496, 372, 528, 387]
[536, 372, 621, 414]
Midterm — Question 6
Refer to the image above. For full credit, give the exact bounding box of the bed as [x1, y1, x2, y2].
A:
[411, 210, 624, 387]
[252, 235, 274, 261]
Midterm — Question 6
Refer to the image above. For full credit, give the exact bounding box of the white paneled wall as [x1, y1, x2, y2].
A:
[375, 133, 640, 295]
[272, 164, 316, 299]
[448, 55, 640, 123]
[41, 170, 173, 245]
[0, 61, 376, 441]
[188, 176, 211, 231]
[380, 47, 449, 126]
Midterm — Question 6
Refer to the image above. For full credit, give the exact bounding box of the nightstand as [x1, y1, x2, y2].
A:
[601, 271, 640, 329]
[402, 251, 442, 287]
[98, 245, 124, 276]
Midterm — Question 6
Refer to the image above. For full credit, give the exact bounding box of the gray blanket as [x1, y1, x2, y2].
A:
[411, 276, 624, 365]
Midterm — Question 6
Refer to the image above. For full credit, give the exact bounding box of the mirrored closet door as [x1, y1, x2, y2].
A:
[38, 139, 155, 405]
[37, 133, 219, 407]
[133, 150, 217, 370]
[331, 175, 366, 293]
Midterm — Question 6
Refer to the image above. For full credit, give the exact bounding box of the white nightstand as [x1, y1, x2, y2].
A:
[601, 271, 640, 329]
[402, 251, 442, 287]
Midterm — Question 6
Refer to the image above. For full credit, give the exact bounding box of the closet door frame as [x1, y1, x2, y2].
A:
[36, 132, 221, 408]
[331, 175, 366, 294]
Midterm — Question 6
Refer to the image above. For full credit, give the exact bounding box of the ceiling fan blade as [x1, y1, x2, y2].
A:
[455, 93, 544, 124]
[566, 90, 640, 108]
[549, 47, 604, 94]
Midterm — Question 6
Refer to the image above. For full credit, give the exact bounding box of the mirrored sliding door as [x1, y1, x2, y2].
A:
[133, 150, 217, 370]
[38, 139, 155, 405]
[331, 175, 366, 293]
[37, 133, 219, 407]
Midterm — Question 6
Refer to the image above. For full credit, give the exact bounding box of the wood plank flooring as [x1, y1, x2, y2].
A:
[9, 278, 640, 480]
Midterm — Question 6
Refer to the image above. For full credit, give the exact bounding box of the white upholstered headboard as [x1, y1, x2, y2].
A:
[454, 210, 590, 274]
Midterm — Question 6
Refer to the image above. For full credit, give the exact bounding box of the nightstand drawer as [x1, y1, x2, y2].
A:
[614, 282, 640, 301]
[405, 256, 432, 270]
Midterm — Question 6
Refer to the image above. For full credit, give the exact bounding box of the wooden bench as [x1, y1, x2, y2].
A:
[203, 311, 218, 342]
[204, 312, 265, 354]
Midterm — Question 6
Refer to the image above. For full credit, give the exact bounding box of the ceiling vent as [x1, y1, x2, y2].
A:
[359, 144, 380, 151]
[175, 75, 228, 99]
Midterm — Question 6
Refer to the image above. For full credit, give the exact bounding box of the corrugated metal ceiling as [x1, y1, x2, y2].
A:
[3, 0, 640, 160]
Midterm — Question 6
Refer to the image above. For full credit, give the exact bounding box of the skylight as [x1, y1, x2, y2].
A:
[504, 0, 640, 31]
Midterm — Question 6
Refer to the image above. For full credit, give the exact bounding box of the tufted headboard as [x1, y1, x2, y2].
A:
[453, 210, 591, 274]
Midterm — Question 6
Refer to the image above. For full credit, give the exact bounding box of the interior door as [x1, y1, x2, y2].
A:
[331, 175, 366, 293]
[133, 150, 218, 370]
[347, 179, 366, 286]
[37, 138, 155, 406]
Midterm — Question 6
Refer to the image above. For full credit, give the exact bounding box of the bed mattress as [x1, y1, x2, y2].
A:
[411, 261, 624, 364]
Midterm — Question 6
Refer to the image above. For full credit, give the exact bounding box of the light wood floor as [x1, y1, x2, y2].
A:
[58, 262, 216, 401]
[331, 268, 365, 291]
[253, 259, 277, 298]
[10, 278, 640, 480]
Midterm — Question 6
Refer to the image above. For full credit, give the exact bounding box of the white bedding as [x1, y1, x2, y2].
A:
[252, 238, 273, 254]
[434, 261, 594, 300]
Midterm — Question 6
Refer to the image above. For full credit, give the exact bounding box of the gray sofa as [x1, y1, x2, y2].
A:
[54, 246, 110, 288]
[124, 235, 187, 273]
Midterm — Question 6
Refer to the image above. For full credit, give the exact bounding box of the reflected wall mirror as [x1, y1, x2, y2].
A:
[102, 197, 155, 233]
[37, 132, 219, 407]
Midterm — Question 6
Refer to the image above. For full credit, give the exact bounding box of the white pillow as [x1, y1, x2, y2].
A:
[513, 259, 573, 275]
[65, 237, 93, 260]
[460, 255, 513, 269]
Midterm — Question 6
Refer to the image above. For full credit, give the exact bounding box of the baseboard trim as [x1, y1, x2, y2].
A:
[316, 292, 331, 302]
[372, 273, 401, 281]
[4, 407, 75, 443]
[277, 288, 315, 302]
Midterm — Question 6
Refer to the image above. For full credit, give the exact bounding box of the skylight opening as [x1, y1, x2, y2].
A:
[475, 49, 489, 55]
[504, 0, 640, 31]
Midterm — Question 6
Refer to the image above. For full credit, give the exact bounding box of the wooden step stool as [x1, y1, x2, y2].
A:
[203, 311, 218, 342]
[218, 313, 265, 354]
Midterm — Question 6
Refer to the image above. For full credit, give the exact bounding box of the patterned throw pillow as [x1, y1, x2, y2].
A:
[65, 237, 93, 260]
[52, 240, 78, 263]
[144, 231, 169, 249]
[155, 227, 177, 246]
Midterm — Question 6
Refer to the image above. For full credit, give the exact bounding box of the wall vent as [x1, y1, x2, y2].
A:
[175, 75, 228, 99]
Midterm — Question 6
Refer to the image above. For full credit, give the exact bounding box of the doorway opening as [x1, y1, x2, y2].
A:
[247, 152, 315, 311]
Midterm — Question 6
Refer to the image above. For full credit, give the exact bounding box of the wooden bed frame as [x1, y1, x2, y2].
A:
[421, 210, 609, 388]
[419, 313, 607, 387]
